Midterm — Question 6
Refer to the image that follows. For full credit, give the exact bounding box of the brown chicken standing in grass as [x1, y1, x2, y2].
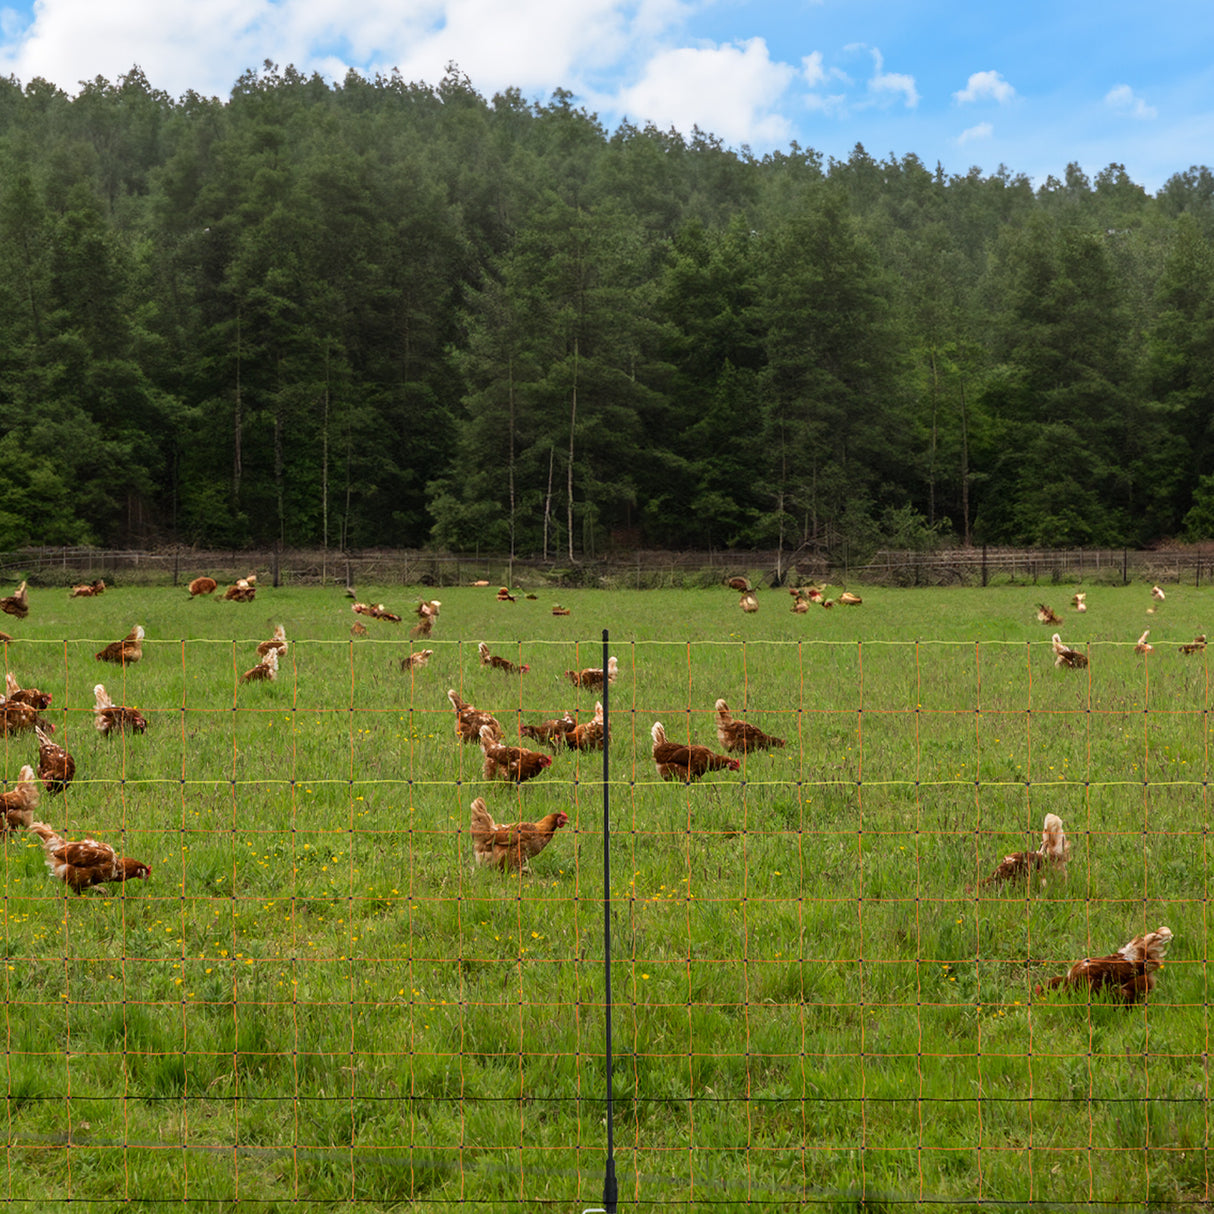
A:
[448, 689, 501, 743]
[96, 625, 144, 665]
[30, 822, 151, 894]
[257, 624, 288, 659]
[651, 721, 740, 782]
[241, 649, 278, 683]
[469, 797, 568, 871]
[0, 697, 51, 736]
[1180, 634, 1207, 655]
[1035, 926, 1172, 1004]
[714, 699, 785, 754]
[0, 581, 28, 619]
[1134, 629, 1153, 654]
[479, 724, 553, 783]
[520, 712, 577, 749]
[565, 656, 617, 689]
[399, 649, 433, 671]
[35, 726, 74, 794]
[69, 580, 105, 598]
[975, 813, 1069, 890]
[0, 764, 39, 830]
[567, 701, 605, 751]
[188, 576, 218, 597]
[1051, 634, 1088, 669]
[93, 684, 148, 735]
[5, 672, 50, 711]
[478, 641, 530, 675]
[1036, 603, 1062, 625]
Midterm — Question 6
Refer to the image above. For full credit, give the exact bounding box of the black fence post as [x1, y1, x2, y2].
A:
[598, 628, 618, 1214]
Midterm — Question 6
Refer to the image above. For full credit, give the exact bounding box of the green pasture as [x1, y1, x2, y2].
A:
[0, 579, 1209, 1211]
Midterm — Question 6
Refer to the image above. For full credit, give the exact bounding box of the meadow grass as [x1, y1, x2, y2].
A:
[0, 579, 1209, 1211]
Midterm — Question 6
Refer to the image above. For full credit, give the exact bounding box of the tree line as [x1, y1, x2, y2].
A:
[2, 62, 1214, 561]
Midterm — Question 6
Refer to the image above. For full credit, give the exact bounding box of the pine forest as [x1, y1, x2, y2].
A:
[3, 62, 1214, 561]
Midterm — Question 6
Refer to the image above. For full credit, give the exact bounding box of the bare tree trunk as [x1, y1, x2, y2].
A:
[928, 346, 940, 525]
[321, 349, 330, 583]
[543, 446, 555, 560]
[959, 372, 971, 546]
[233, 311, 243, 509]
[508, 358, 516, 560]
[567, 337, 578, 563]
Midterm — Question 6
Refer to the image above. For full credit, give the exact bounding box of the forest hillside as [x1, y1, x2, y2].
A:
[2, 63, 1214, 561]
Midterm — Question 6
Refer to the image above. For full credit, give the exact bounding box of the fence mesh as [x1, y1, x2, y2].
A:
[1, 634, 1206, 1209]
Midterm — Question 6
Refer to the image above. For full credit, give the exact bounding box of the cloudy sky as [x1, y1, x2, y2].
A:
[1, 0, 1211, 193]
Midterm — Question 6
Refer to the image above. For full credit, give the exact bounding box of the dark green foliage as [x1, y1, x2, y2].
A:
[0, 67, 1211, 552]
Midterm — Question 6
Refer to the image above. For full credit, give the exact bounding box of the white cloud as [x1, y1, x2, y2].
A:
[954, 70, 1014, 105]
[802, 49, 847, 89]
[612, 38, 795, 146]
[847, 44, 917, 109]
[0, 0, 665, 99]
[957, 122, 993, 144]
[1105, 83, 1157, 120]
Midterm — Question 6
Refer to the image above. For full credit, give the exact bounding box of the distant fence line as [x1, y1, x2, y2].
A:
[2, 544, 1212, 590]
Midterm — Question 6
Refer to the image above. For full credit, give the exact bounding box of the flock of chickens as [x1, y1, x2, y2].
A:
[0, 573, 1181, 1004]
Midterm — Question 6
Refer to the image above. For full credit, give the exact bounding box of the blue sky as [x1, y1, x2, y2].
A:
[1, 0, 1211, 193]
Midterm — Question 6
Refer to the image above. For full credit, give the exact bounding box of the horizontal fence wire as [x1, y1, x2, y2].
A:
[0, 633, 1207, 1209]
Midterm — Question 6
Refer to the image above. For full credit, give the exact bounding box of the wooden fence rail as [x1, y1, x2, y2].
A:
[0, 544, 1211, 591]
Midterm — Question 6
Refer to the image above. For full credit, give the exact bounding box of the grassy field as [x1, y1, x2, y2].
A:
[0, 578, 1209, 1212]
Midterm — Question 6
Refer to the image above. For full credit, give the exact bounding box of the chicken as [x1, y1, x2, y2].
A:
[564, 656, 618, 689]
[0, 581, 28, 619]
[727, 577, 753, 592]
[1036, 603, 1062, 625]
[791, 597, 809, 614]
[650, 721, 740, 782]
[551, 605, 571, 616]
[1036, 926, 1173, 1005]
[351, 621, 368, 636]
[479, 724, 553, 783]
[0, 697, 50, 736]
[1180, 634, 1207, 655]
[399, 649, 433, 671]
[415, 598, 442, 620]
[520, 712, 576, 749]
[95, 625, 144, 665]
[739, 591, 759, 613]
[93, 684, 148, 736]
[1152, 585, 1166, 601]
[478, 641, 530, 675]
[5, 672, 50, 711]
[224, 579, 255, 602]
[469, 797, 568, 871]
[1051, 633, 1088, 669]
[35, 726, 74, 794]
[352, 602, 402, 623]
[69, 580, 105, 598]
[838, 591, 863, 606]
[448, 689, 502, 743]
[409, 615, 433, 639]
[29, 822, 151, 895]
[567, 701, 605, 751]
[188, 576, 218, 597]
[1071, 592, 1086, 612]
[0, 765, 39, 831]
[715, 699, 786, 754]
[241, 649, 278, 683]
[496, 586, 516, 602]
[977, 813, 1069, 889]
[256, 624, 288, 659]
[1134, 629, 1154, 655]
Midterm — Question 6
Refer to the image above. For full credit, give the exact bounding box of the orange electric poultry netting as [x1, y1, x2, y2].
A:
[0, 635, 1207, 1209]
